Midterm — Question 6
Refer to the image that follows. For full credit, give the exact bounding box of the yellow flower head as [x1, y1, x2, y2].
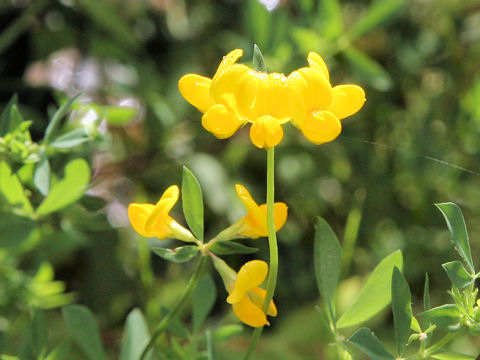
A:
[287, 52, 366, 144]
[178, 49, 365, 148]
[128, 185, 195, 242]
[234, 184, 287, 239]
[212, 256, 277, 327]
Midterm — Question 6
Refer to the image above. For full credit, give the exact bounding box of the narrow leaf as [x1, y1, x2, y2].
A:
[62, 305, 107, 360]
[347, 0, 405, 41]
[317, 0, 344, 40]
[0, 161, 33, 213]
[44, 95, 81, 141]
[420, 304, 461, 331]
[348, 328, 394, 360]
[182, 166, 204, 241]
[36, 158, 90, 216]
[34, 151, 50, 196]
[151, 245, 199, 263]
[120, 308, 153, 360]
[0, 212, 35, 248]
[210, 241, 259, 255]
[344, 47, 393, 91]
[253, 44, 267, 72]
[212, 325, 243, 342]
[442, 261, 474, 289]
[424, 273, 430, 311]
[337, 250, 403, 328]
[435, 203, 475, 273]
[49, 128, 90, 149]
[193, 274, 217, 332]
[45, 339, 72, 360]
[314, 217, 342, 322]
[0, 94, 18, 136]
[391, 267, 412, 357]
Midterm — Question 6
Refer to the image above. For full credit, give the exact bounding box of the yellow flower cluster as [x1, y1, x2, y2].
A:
[179, 49, 365, 149]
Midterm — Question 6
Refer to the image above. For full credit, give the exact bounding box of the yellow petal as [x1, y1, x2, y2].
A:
[301, 110, 342, 145]
[232, 295, 269, 327]
[248, 287, 277, 317]
[254, 72, 289, 119]
[307, 52, 330, 81]
[236, 70, 261, 120]
[249, 116, 284, 149]
[202, 104, 244, 139]
[297, 67, 332, 110]
[216, 49, 244, 73]
[227, 260, 268, 304]
[287, 71, 309, 127]
[258, 202, 288, 232]
[145, 185, 179, 233]
[178, 74, 214, 113]
[128, 203, 155, 237]
[235, 184, 267, 238]
[327, 85, 366, 120]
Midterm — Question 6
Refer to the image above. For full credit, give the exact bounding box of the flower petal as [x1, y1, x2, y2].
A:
[248, 287, 277, 317]
[327, 85, 366, 120]
[297, 67, 332, 110]
[178, 74, 214, 113]
[307, 52, 330, 81]
[301, 110, 342, 145]
[128, 203, 155, 237]
[145, 185, 179, 233]
[258, 202, 288, 232]
[227, 260, 268, 304]
[249, 115, 285, 149]
[235, 184, 267, 238]
[232, 295, 269, 327]
[202, 104, 244, 139]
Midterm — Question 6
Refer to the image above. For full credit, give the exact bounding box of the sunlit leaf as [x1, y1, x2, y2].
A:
[0, 94, 18, 136]
[49, 128, 90, 149]
[431, 350, 476, 360]
[317, 0, 344, 40]
[337, 250, 403, 328]
[44, 95, 82, 141]
[36, 159, 90, 216]
[0, 161, 33, 214]
[253, 44, 267, 72]
[34, 151, 50, 196]
[212, 325, 243, 342]
[420, 304, 461, 331]
[442, 261, 474, 289]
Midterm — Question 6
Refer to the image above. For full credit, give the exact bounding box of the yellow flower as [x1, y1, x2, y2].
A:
[128, 185, 196, 242]
[287, 52, 366, 145]
[212, 256, 277, 327]
[234, 184, 288, 239]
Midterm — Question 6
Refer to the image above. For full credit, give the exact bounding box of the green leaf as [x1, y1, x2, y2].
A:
[182, 166, 204, 241]
[348, 328, 394, 360]
[36, 158, 90, 216]
[206, 330, 218, 360]
[120, 308, 153, 360]
[0, 94, 18, 136]
[44, 95, 82, 141]
[160, 307, 190, 338]
[102, 105, 137, 126]
[343, 47, 393, 91]
[391, 267, 412, 357]
[210, 241, 259, 255]
[0, 161, 33, 213]
[245, 0, 271, 49]
[347, 0, 405, 41]
[424, 273, 430, 311]
[431, 349, 476, 359]
[420, 304, 461, 331]
[193, 274, 217, 332]
[314, 217, 342, 322]
[62, 305, 107, 360]
[28, 309, 48, 358]
[0, 212, 35, 248]
[337, 250, 403, 328]
[212, 325, 243, 341]
[435, 203, 475, 273]
[8, 105, 24, 132]
[442, 261, 474, 289]
[49, 128, 90, 149]
[34, 151, 50, 196]
[151, 245, 199, 263]
[253, 44, 267, 72]
[317, 0, 344, 40]
[45, 339, 72, 360]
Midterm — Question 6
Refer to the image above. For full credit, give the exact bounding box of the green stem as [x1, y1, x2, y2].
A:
[243, 147, 279, 359]
[139, 255, 208, 360]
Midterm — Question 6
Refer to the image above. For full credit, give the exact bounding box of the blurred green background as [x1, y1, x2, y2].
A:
[2, 0, 480, 358]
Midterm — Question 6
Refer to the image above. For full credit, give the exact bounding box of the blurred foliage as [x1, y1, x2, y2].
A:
[2, 0, 480, 358]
